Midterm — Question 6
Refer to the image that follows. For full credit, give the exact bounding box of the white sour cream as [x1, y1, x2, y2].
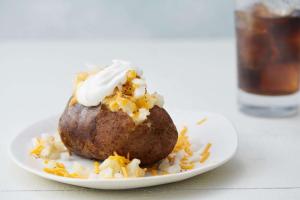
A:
[76, 60, 142, 107]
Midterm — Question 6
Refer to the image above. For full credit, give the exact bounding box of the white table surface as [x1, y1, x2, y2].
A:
[1, 39, 299, 199]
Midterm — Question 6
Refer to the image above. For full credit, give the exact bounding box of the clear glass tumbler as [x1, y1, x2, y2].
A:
[235, 0, 300, 117]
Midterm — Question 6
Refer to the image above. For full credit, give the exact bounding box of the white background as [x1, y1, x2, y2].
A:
[0, 0, 234, 39]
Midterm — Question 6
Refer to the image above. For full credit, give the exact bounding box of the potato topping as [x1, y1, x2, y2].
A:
[71, 68, 164, 124]
[97, 152, 146, 178]
[157, 126, 212, 174]
[43, 161, 89, 179]
[30, 120, 211, 179]
[102, 70, 164, 124]
[30, 133, 68, 160]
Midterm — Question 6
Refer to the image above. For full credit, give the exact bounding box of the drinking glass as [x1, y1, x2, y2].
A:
[235, 0, 300, 117]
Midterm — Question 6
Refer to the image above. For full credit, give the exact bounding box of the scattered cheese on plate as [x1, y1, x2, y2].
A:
[30, 120, 212, 179]
[30, 132, 68, 160]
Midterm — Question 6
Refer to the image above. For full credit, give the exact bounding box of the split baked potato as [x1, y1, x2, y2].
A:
[58, 100, 178, 165]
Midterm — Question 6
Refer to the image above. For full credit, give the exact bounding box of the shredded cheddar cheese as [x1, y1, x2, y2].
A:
[30, 141, 44, 157]
[197, 117, 207, 125]
[180, 162, 195, 170]
[161, 171, 169, 175]
[75, 72, 89, 85]
[69, 96, 78, 106]
[199, 143, 212, 164]
[43, 162, 88, 179]
[44, 159, 49, 164]
[121, 167, 128, 178]
[111, 152, 130, 167]
[127, 70, 137, 81]
[173, 126, 193, 156]
[201, 143, 212, 156]
[200, 152, 210, 163]
[94, 161, 100, 174]
[151, 169, 158, 176]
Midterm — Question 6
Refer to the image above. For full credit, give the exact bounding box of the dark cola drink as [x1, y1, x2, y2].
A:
[236, 3, 300, 96]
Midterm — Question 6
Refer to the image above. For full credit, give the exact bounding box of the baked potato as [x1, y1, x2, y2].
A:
[58, 100, 178, 165]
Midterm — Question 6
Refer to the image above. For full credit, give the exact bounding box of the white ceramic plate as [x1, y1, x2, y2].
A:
[10, 110, 238, 190]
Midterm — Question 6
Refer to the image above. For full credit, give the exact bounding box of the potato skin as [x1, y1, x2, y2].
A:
[58, 101, 178, 165]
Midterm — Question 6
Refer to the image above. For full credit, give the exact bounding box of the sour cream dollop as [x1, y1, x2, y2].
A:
[76, 60, 142, 107]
